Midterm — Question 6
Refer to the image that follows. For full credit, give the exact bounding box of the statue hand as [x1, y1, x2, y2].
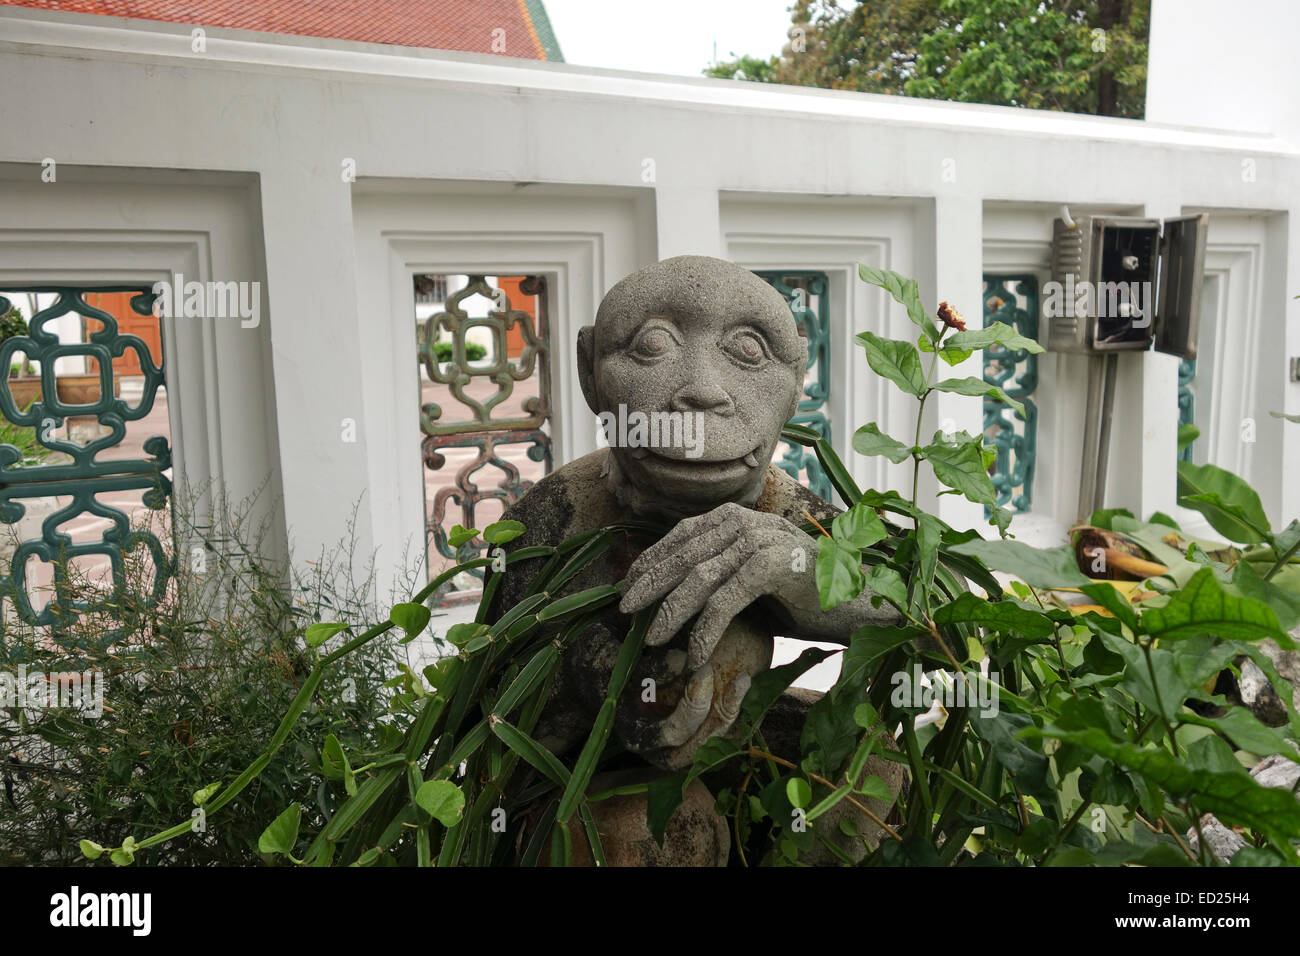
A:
[619, 501, 820, 671]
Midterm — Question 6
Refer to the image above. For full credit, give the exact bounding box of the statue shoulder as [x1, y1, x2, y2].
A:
[500, 449, 622, 550]
[754, 464, 840, 527]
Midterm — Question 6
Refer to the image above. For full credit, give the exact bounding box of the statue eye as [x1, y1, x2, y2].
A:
[721, 328, 771, 367]
[629, 326, 677, 361]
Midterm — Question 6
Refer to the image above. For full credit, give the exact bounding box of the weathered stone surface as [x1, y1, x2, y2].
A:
[558, 773, 729, 867]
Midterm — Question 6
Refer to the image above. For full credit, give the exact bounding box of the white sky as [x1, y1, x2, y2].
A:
[541, 0, 798, 76]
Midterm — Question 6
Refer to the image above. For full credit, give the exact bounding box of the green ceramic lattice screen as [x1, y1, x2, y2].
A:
[757, 271, 832, 501]
[0, 286, 172, 636]
[982, 276, 1040, 513]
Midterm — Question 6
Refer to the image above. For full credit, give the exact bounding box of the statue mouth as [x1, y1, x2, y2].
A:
[628, 445, 763, 470]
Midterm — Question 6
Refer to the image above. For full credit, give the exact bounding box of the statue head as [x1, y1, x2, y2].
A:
[578, 256, 806, 515]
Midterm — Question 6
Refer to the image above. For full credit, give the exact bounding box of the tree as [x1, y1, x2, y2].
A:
[705, 0, 1150, 118]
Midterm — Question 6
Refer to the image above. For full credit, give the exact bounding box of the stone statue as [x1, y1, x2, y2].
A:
[488, 256, 904, 864]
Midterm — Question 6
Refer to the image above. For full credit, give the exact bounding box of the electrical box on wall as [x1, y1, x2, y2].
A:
[1045, 213, 1208, 359]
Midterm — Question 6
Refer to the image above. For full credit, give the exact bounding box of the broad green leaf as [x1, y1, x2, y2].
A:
[786, 777, 813, 809]
[831, 501, 887, 550]
[944, 320, 1044, 354]
[415, 780, 466, 825]
[1181, 708, 1299, 763]
[79, 840, 104, 860]
[922, 439, 997, 506]
[932, 592, 1058, 638]
[446, 622, 489, 647]
[390, 602, 431, 641]
[852, 422, 913, 464]
[858, 264, 937, 342]
[949, 539, 1092, 587]
[258, 803, 303, 857]
[1028, 725, 1300, 853]
[1140, 567, 1288, 645]
[864, 564, 908, 609]
[1231, 560, 1300, 632]
[816, 536, 865, 610]
[483, 519, 525, 545]
[1176, 461, 1271, 544]
[929, 376, 1026, 417]
[1078, 583, 1140, 631]
[1178, 423, 1200, 454]
[448, 524, 478, 548]
[855, 330, 927, 397]
[304, 622, 348, 647]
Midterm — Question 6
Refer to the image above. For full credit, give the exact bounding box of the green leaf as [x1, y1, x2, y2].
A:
[304, 622, 348, 647]
[79, 840, 104, 860]
[831, 501, 887, 550]
[415, 780, 467, 825]
[852, 422, 913, 464]
[932, 592, 1058, 638]
[929, 376, 1026, 417]
[1181, 709, 1299, 763]
[258, 803, 303, 857]
[858, 264, 937, 342]
[855, 330, 927, 396]
[786, 777, 813, 809]
[1140, 567, 1288, 645]
[1028, 725, 1300, 853]
[864, 564, 908, 609]
[1269, 410, 1300, 424]
[1078, 583, 1140, 631]
[1177, 423, 1200, 454]
[816, 536, 866, 610]
[390, 602, 431, 641]
[922, 439, 997, 506]
[448, 524, 478, 548]
[1176, 461, 1272, 544]
[944, 321, 1045, 354]
[949, 539, 1092, 588]
[446, 622, 489, 647]
[483, 519, 526, 545]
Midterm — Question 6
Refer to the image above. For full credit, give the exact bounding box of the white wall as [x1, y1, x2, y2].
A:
[0, 5, 1297, 586]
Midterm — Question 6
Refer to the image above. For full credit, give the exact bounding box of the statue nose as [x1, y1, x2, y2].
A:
[670, 378, 735, 415]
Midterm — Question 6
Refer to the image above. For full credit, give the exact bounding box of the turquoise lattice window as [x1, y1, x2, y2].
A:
[982, 276, 1039, 513]
[757, 271, 831, 501]
[0, 287, 172, 640]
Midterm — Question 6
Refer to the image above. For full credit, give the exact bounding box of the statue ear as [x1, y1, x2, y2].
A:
[789, 336, 808, 420]
[577, 325, 600, 414]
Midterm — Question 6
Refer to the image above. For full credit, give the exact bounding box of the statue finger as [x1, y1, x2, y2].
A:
[620, 521, 740, 613]
[685, 555, 770, 670]
[714, 671, 750, 731]
[658, 662, 714, 748]
[644, 546, 747, 646]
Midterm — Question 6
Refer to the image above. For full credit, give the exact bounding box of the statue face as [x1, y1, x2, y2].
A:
[580, 257, 806, 512]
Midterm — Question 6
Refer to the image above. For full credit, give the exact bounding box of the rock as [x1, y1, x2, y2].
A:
[556, 772, 729, 867]
[1187, 751, 1300, 862]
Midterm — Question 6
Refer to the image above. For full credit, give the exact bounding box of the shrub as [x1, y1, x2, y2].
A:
[0, 488, 408, 865]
